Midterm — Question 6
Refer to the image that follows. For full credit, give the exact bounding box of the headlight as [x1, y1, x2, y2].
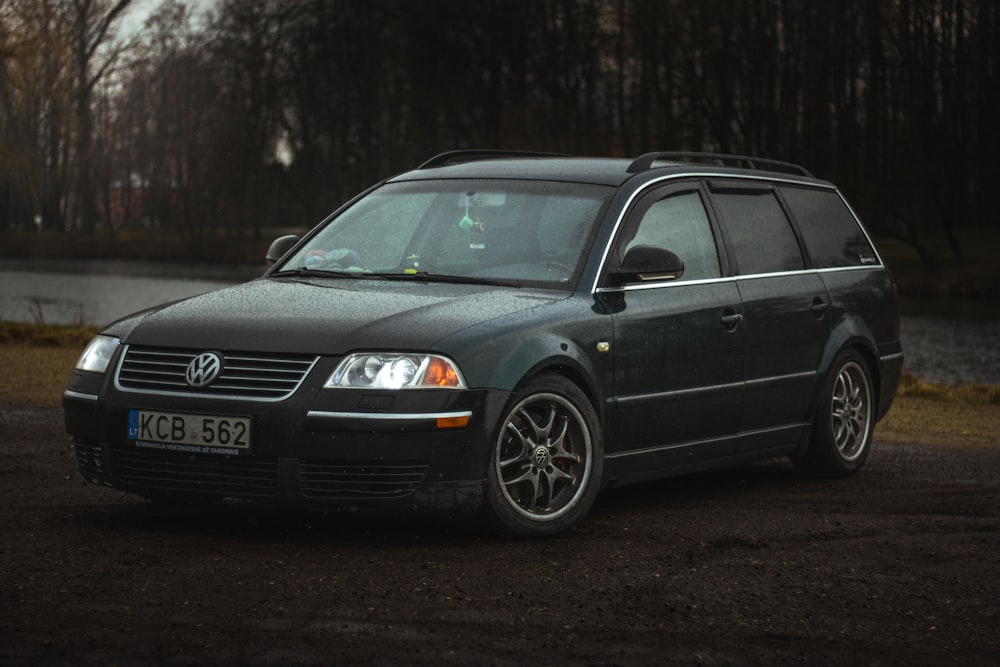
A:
[327, 353, 467, 389]
[75, 335, 120, 373]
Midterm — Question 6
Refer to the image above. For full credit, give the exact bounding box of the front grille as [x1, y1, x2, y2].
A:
[300, 461, 427, 500]
[116, 346, 318, 400]
[112, 446, 279, 498]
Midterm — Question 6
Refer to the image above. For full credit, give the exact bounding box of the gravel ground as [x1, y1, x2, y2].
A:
[1, 404, 998, 666]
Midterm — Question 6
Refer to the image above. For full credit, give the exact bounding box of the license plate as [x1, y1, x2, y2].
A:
[128, 409, 252, 455]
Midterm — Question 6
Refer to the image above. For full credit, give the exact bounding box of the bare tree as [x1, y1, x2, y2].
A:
[70, 0, 131, 232]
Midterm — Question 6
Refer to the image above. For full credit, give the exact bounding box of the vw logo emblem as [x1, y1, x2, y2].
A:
[533, 447, 550, 467]
[186, 352, 223, 387]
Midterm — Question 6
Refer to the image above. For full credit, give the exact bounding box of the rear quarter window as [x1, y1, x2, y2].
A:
[779, 186, 879, 268]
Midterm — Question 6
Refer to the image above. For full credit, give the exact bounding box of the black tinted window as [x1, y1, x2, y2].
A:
[626, 191, 721, 281]
[780, 186, 879, 268]
[712, 187, 803, 274]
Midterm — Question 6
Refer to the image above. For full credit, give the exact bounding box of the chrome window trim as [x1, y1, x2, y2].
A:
[814, 264, 884, 275]
[595, 264, 882, 294]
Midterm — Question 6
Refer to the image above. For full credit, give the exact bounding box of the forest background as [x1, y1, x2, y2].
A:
[2, 0, 998, 295]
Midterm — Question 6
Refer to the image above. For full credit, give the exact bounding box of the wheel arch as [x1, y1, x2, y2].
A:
[798, 318, 881, 459]
[511, 356, 605, 426]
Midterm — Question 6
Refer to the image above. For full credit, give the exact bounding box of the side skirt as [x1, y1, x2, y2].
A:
[603, 425, 803, 488]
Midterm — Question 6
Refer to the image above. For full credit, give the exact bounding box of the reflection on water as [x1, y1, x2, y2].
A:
[0, 258, 259, 328]
[1, 269, 242, 327]
[900, 316, 1000, 386]
[1, 260, 997, 386]
[899, 296, 1000, 386]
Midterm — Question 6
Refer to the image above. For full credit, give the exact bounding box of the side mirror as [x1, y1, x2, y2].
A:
[265, 234, 299, 267]
[612, 245, 685, 282]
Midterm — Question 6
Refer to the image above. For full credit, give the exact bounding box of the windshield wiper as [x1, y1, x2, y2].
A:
[270, 267, 363, 279]
[372, 271, 522, 288]
[272, 268, 521, 287]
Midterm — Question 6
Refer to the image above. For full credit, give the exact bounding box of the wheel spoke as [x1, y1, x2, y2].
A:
[551, 437, 581, 466]
[542, 465, 575, 489]
[498, 421, 531, 468]
[524, 405, 558, 442]
[503, 467, 543, 510]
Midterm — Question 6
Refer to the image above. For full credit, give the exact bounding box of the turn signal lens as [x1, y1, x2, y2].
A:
[425, 356, 462, 388]
[436, 414, 471, 429]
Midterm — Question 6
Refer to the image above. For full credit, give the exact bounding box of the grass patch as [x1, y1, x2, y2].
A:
[876, 396, 1000, 448]
[0, 323, 93, 406]
[876, 371, 1000, 448]
[896, 370, 1000, 406]
[0, 321, 98, 348]
[0, 345, 83, 406]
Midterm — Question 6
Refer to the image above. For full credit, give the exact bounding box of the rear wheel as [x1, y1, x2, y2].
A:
[483, 375, 602, 537]
[797, 351, 874, 477]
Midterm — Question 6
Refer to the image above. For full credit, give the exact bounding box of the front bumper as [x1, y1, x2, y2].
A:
[70, 436, 486, 515]
[64, 368, 509, 516]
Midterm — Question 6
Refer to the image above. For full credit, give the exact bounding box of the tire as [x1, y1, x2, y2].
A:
[482, 374, 603, 537]
[797, 351, 874, 477]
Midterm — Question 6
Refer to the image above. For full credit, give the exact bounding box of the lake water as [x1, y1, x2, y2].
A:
[0, 259, 261, 327]
[2, 259, 997, 386]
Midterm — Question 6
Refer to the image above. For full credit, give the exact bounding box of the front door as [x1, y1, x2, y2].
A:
[601, 181, 745, 481]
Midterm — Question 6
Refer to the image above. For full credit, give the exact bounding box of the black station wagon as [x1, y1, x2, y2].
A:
[64, 151, 904, 536]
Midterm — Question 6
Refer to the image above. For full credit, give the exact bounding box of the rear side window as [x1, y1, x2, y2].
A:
[779, 186, 879, 268]
[711, 186, 804, 274]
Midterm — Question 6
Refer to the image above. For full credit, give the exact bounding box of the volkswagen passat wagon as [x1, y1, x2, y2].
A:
[64, 151, 903, 537]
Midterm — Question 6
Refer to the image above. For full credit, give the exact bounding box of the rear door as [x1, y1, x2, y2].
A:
[707, 180, 831, 453]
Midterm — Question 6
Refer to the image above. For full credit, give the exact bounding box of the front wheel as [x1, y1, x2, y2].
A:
[796, 351, 874, 477]
[482, 375, 603, 537]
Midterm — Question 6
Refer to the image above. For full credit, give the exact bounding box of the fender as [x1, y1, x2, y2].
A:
[466, 332, 608, 415]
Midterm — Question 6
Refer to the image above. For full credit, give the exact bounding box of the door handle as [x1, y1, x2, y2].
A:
[810, 297, 829, 318]
[720, 309, 744, 331]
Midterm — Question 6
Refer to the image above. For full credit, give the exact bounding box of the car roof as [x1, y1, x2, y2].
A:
[390, 156, 637, 187]
[388, 151, 831, 188]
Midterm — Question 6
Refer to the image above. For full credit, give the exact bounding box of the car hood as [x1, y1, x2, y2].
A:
[113, 276, 565, 354]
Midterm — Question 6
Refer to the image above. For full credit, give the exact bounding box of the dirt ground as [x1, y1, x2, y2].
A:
[1, 404, 998, 666]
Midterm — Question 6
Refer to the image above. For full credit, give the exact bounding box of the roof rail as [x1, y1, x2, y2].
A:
[417, 149, 568, 170]
[627, 151, 813, 177]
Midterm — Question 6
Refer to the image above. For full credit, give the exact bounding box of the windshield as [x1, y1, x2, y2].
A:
[278, 179, 611, 288]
